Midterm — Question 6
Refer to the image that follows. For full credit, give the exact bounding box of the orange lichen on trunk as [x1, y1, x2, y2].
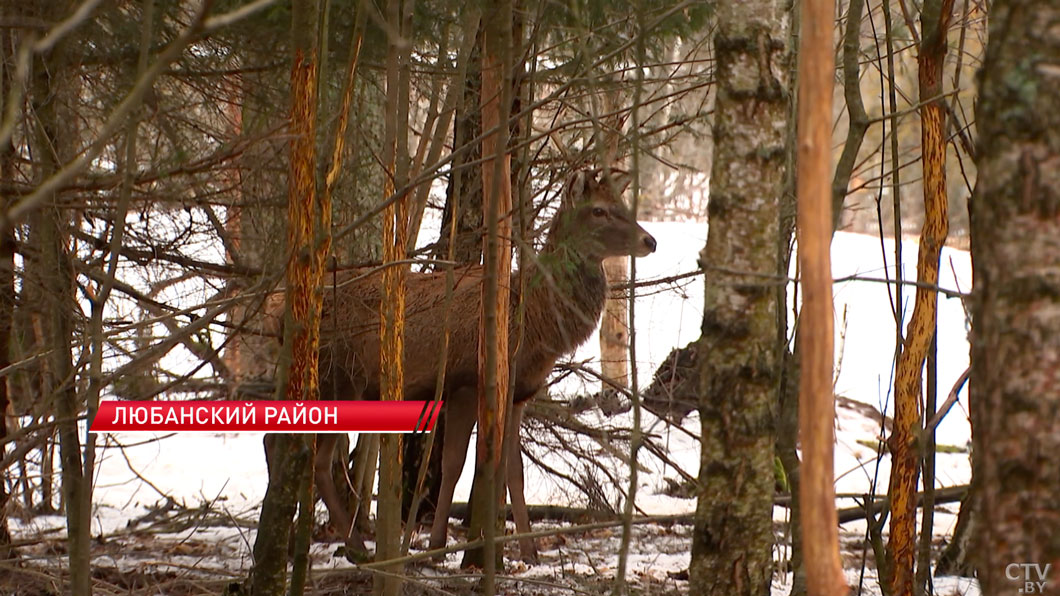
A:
[887, 1, 953, 593]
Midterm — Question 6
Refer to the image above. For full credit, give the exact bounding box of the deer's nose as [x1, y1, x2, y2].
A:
[642, 234, 657, 253]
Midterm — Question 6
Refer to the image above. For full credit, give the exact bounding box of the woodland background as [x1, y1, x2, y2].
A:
[0, 0, 1057, 595]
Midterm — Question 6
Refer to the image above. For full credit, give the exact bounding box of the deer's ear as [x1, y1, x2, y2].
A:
[565, 170, 594, 206]
[608, 171, 633, 194]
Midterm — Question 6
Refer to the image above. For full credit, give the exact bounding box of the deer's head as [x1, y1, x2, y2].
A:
[549, 169, 658, 262]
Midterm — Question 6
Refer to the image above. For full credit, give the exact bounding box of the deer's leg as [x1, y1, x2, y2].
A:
[506, 402, 538, 563]
[429, 387, 477, 553]
[314, 433, 366, 552]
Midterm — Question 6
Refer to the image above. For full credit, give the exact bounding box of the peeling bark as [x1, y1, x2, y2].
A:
[249, 1, 323, 593]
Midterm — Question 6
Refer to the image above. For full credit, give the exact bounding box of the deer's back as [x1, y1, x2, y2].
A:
[313, 261, 605, 404]
[315, 265, 483, 401]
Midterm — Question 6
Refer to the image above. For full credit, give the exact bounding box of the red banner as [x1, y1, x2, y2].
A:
[90, 400, 443, 433]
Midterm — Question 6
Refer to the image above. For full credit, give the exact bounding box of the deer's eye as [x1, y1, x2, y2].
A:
[592, 207, 607, 217]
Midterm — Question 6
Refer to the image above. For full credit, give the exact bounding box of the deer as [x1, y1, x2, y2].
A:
[278, 168, 656, 563]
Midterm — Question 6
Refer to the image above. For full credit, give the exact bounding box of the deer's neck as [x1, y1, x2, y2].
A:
[518, 241, 608, 361]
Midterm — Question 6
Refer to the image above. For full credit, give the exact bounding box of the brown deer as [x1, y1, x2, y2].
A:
[292, 168, 655, 562]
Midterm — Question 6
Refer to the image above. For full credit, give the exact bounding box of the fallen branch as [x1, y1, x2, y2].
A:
[439, 483, 970, 528]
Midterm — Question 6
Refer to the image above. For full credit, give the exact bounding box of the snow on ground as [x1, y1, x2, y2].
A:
[11, 223, 977, 594]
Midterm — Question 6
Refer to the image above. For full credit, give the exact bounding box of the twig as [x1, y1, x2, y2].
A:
[921, 367, 970, 443]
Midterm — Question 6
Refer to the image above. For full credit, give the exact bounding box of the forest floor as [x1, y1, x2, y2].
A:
[5, 504, 981, 595]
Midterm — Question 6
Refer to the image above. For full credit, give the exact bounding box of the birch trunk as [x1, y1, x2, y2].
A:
[689, 1, 790, 593]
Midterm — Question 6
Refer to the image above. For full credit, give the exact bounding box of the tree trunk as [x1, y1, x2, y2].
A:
[227, 72, 288, 395]
[433, 25, 484, 266]
[600, 256, 630, 395]
[249, 0, 323, 593]
[599, 89, 632, 401]
[25, 5, 90, 590]
[403, 16, 485, 528]
[689, 1, 790, 593]
[376, 0, 411, 593]
[220, 68, 247, 384]
[970, 0, 1060, 592]
[795, 0, 847, 592]
[886, 1, 954, 592]
[775, 15, 802, 586]
[0, 24, 16, 563]
[935, 482, 977, 577]
[464, 0, 513, 580]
